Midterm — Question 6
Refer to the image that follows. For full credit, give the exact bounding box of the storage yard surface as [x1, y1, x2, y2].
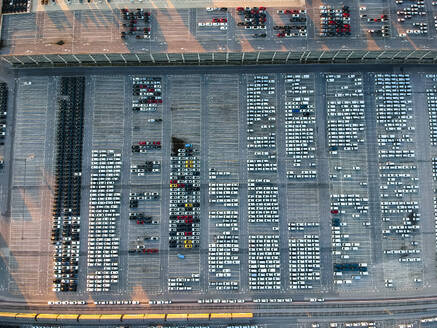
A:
[1, 64, 437, 309]
[3, 0, 437, 57]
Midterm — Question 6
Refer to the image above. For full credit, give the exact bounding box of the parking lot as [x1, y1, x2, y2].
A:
[6, 0, 437, 58]
[9, 76, 55, 297]
[5, 67, 437, 304]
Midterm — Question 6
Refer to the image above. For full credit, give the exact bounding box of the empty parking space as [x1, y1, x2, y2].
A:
[196, 8, 228, 41]
[154, 9, 191, 42]
[40, 11, 74, 40]
[77, 10, 117, 42]
[2, 13, 37, 46]
[358, 5, 391, 38]
[92, 76, 125, 150]
[391, 0, 429, 38]
[234, 7, 268, 40]
[9, 77, 52, 296]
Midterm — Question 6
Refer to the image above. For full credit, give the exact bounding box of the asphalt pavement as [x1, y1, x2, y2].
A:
[4, 64, 437, 312]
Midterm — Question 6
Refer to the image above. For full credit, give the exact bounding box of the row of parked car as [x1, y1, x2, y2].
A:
[86, 150, 122, 292]
[2, 0, 29, 13]
[52, 77, 85, 292]
[375, 75, 423, 286]
[128, 77, 162, 267]
[130, 160, 161, 176]
[132, 141, 161, 153]
[0, 83, 7, 149]
[319, 5, 351, 37]
[208, 171, 240, 290]
[289, 223, 321, 289]
[248, 179, 279, 224]
[359, 7, 390, 38]
[236, 6, 267, 32]
[431, 80, 437, 282]
[426, 75, 437, 146]
[132, 77, 162, 111]
[129, 191, 160, 209]
[284, 74, 316, 180]
[275, 9, 307, 38]
[246, 75, 277, 174]
[169, 144, 200, 252]
[121, 8, 151, 40]
[249, 234, 281, 290]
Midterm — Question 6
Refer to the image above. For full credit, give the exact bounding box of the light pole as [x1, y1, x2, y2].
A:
[20, 154, 34, 240]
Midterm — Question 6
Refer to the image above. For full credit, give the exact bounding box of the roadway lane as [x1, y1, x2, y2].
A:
[159, 74, 170, 295]
[314, 72, 332, 291]
[411, 72, 435, 288]
[78, 76, 94, 294]
[119, 74, 132, 295]
[363, 72, 384, 291]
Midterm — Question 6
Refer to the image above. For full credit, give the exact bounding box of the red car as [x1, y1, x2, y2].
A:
[331, 209, 339, 214]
